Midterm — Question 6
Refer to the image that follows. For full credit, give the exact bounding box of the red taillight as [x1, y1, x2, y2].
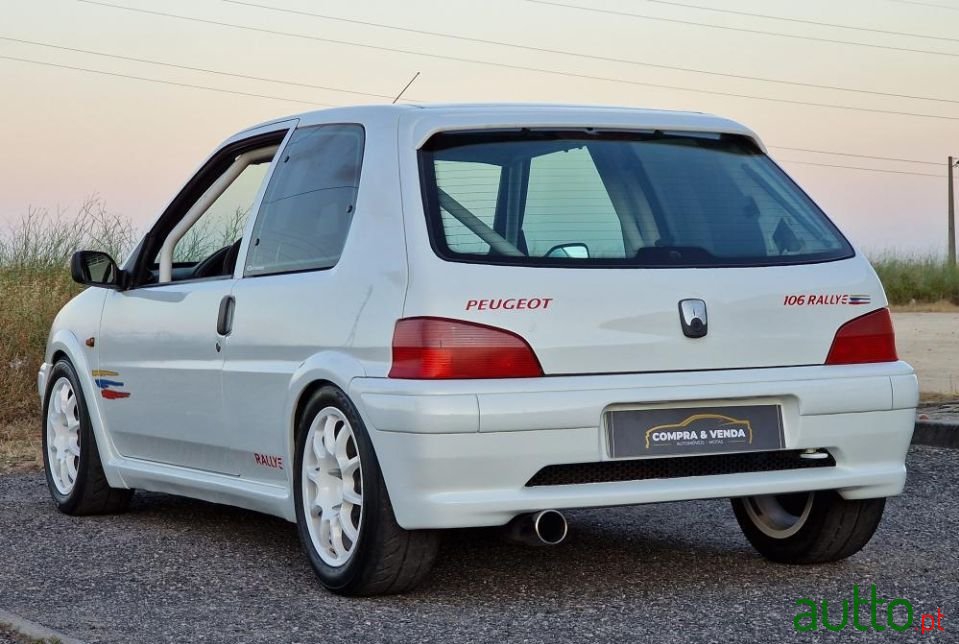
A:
[825, 308, 898, 365]
[389, 317, 544, 379]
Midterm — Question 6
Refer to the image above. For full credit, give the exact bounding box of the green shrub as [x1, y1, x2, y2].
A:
[869, 252, 959, 306]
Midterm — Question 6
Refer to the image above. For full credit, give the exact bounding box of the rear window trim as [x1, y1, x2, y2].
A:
[417, 129, 856, 269]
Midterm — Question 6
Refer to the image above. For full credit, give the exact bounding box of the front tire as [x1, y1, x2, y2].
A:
[731, 491, 885, 564]
[42, 359, 133, 515]
[293, 386, 439, 596]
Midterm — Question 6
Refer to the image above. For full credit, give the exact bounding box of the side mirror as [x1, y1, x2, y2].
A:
[546, 242, 590, 259]
[70, 250, 125, 289]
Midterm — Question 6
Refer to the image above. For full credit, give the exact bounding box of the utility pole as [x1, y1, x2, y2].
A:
[950, 156, 957, 268]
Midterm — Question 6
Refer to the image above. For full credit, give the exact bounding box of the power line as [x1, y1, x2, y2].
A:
[6, 4, 945, 171]
[0, 54, 334, 107]
[222, 0, 959, 106]
[768, 146, 940, 166]
[0, 54, 940, 181]
[778, 158, 944, 178]
[526, 0, 959, 59]
[1, 31, 945, 169]
[887, 0, 959, 11]
[643, 0, 959, 43]
[3, 43, 946, 171]
[0, 35, 394, 100]
[74, 1, 959, 122]
[0, 30, 940, 166]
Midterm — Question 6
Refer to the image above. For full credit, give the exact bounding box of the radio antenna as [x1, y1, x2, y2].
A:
[392, 71, 421, 104]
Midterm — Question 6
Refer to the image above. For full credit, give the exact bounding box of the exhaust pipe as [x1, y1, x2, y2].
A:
[504, 510, 568, 546]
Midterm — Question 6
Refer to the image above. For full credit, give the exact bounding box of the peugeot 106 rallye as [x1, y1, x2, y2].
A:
[40, 104, 918, 595]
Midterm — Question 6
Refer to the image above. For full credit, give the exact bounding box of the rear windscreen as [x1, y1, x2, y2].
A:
[419, 130, 853, 267]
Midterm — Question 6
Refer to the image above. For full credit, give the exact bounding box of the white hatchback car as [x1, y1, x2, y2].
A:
[41, 104, 918, 595]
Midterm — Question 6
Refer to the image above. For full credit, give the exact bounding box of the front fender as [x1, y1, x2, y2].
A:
[45, 330, 126, 488]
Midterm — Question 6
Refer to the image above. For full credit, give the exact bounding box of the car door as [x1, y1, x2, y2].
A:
[220, 123, 382, 483]
[97, 124, 292, 474]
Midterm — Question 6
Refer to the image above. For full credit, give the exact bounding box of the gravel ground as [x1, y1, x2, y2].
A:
[893, 312, 959, 398]
[0, 627, 23, 644]
[1, 446, 956, 644]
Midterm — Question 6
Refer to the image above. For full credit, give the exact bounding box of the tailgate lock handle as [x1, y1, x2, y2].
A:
[679, 299, 708, 339]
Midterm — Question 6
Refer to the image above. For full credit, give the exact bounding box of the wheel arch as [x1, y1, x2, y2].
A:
[292, 379, 337, 436]
[45, 330, 126, 488]
[283, 351, 373, 501]
[286, 351, 368, 429]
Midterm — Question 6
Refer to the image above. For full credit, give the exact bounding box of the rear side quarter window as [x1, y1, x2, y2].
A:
[245, 124, 365, 276]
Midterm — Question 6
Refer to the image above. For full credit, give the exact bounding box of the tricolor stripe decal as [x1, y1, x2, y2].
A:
[92, 370, 131, 400]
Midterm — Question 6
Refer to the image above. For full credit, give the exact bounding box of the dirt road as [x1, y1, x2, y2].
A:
[893, 312, 959, 398]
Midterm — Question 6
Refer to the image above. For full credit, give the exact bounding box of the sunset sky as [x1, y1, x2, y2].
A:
[2, 0, 957, 254]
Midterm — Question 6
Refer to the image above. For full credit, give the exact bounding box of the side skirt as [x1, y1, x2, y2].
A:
[113, 457, 295, 522]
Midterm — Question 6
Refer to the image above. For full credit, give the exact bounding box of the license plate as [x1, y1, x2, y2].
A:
[605, 404, 784, 458]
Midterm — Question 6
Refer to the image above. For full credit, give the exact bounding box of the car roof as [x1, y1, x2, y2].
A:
[233, 103, 766, 151]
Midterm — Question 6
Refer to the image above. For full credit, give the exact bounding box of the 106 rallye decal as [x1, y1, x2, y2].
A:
[783, 293, 872, 306]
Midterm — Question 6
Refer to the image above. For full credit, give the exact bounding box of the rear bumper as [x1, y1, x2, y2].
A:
[350, 362, 918, 529]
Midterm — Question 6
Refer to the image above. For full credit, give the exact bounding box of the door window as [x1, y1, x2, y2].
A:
[245, 124, 365, 276]
[171, 162, 270, 264]
[143, 141, 280, 284]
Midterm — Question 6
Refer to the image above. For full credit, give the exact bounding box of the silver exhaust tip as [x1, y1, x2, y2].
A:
[504, 510, 568, 546]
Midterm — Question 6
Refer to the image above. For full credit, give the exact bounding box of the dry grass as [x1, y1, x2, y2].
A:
[0, 270, 78, 474]
[891, 300, 959, 313]
[0, 200, 128, 474]
[0, 418, 43, 474]
[0, 269, 80, 419]
[0, 270, 79, 474]
[919, 392, 959, 405]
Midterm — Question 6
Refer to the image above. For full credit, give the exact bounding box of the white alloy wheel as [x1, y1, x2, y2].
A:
[742, 492, 815, 539]
[301, 406, 364, 567]
[46, 377, 81, 495]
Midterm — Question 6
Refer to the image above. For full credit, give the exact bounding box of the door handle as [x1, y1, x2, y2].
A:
[217, 295, 235, 336]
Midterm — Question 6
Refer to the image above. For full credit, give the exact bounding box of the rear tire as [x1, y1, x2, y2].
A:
[293, 386, 439, 596]
[731, 491, 885, 564]
[42, 359, 133, 515]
